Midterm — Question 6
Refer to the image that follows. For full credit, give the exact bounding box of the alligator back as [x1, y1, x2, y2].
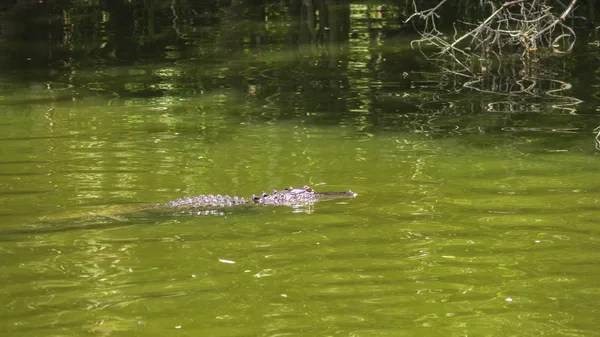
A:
[166, 194, 249, 208]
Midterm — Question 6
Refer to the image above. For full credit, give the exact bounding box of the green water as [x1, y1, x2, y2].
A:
[1, 93, 599, 336]
[1, 2, 600, 336]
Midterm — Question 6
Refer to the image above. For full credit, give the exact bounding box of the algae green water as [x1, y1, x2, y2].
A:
[1, 2, 600, 336]
[1, 95, 599, 336]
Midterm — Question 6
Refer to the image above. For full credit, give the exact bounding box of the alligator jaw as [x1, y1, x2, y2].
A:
[314, 190, 357, 200]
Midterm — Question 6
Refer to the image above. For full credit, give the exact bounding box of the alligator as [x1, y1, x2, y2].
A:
[39, 185, 357, 222]
[165, 185, 357, 214]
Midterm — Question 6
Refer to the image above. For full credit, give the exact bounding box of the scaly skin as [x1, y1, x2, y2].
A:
[164, 185, 357, 211]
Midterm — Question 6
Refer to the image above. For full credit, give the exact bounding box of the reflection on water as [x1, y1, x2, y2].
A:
[0, 2, 599, 337]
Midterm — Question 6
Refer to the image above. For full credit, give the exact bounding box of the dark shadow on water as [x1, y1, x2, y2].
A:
[0, 204, 273, 239]
[0, 190, 49, 195]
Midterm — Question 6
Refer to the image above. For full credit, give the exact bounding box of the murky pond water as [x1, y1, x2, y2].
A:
[1, 2, 600, 337]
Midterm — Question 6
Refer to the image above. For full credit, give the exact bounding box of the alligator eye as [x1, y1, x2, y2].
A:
[302, 186, 313, 192]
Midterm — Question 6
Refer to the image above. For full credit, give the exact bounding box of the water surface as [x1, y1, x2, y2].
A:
[1, 2, 600, 337]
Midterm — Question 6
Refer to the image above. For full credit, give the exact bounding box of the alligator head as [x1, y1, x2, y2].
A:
[252, 185, 357, 207]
